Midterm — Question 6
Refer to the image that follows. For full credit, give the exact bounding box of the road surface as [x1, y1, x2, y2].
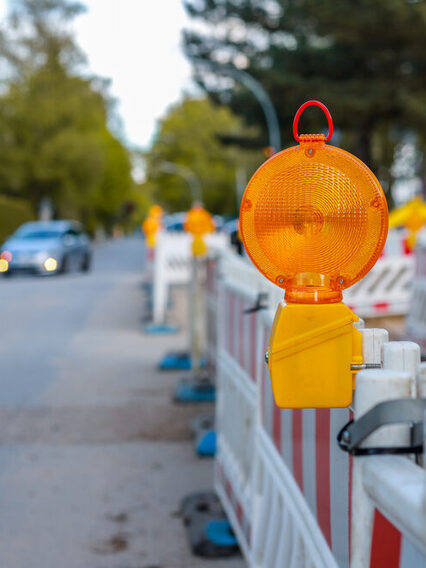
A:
[0, 237, 245, 568]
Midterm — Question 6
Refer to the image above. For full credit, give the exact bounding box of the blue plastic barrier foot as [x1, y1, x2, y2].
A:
[158, 352, 208, 371]
[196, 429, 217, 457]
[158, 350, 191, 370]
[205, 520, 237, 548]
[174, 377, 216, 403]
[144, 323, 179, 334]
[180, 492, 239, 558]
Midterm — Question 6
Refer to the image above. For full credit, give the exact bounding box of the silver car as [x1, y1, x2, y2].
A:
[0, 220, 91, 275]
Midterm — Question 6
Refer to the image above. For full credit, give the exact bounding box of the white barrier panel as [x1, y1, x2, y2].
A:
[383, 228, 412, 257]
[343, 228, 415, 317]
[343, 255, 414, 317]
[152, 231, 228, 324]
[211, 247, 426, 568]
[407, 229, 426, 354]
[219, 237, 415, 320]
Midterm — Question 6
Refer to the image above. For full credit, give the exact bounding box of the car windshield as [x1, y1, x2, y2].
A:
[14, 229, 63, 240]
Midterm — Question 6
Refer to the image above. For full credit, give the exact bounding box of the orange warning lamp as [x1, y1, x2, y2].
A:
[240, 101, 388, 408]
[148, 205, 163, 220]
[185, 204, 215, 257]
[142, 215, 160, 249]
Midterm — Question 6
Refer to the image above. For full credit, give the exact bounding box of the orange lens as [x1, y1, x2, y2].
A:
[149, 205, 163, 219]
[240, 133, 388, 303]
[185, 206, 215, 236]
[142, 216, 159, 235]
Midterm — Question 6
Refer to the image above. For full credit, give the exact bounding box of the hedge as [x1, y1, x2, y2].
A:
[0, 196, 34, 243]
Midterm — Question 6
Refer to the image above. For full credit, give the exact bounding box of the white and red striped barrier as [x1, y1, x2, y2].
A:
[381, 228, 414, 258]
[210, 246, 426, 568]
[152, 231, 228, 324]
[343, 255, 414, 318]
[343, 230, 415, 317]
[407, 229, 426, 354]
[218, 230, 415, 320]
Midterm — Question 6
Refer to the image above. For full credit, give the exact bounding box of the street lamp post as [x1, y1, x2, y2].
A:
[158, 161, 202, 204]
[194, 59, 281, 154]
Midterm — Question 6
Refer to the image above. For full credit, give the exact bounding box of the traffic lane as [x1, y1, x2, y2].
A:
[0, 237, 145, 406]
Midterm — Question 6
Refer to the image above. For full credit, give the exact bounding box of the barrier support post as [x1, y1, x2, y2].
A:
[190, 255, 205, 376]
[351, 341, 419, 568]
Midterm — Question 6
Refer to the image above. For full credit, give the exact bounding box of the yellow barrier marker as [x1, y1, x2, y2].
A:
[389, 196, 426, 251]
[240, 100, 388, 408]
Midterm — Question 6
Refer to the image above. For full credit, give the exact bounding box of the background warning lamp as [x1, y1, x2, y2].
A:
[142, 215, 160, 249]
[184, 205, 215, 257]
[148, 205, 163, 219]
[240, 100, 388, 408]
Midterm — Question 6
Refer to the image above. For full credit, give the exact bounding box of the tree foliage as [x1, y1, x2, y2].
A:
[183, 0, 426, 203]
[144, 97, 261, 214]
[0, 0, 134, 232]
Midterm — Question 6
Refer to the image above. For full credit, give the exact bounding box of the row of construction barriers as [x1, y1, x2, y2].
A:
[152, 229, 426, 567]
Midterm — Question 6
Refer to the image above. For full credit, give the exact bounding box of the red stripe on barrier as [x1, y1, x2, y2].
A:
[316, 409, 331, 547]
[370, 509, 402, 568]
[348, 409, 354, 557]
[261, 328, 268, 426]
[226, 479, 233, 501]
[403, 237, 413, 255]
[292, 410, 304, 490]
[236, 502, 243, 525]
[250, 312, 256, 381]
[239, 298, 244, 367]
[221, 466, 252, 548]
[273, 403, 282, 452]
[229, 292, 235, 356]
[374, 301, 390, 312]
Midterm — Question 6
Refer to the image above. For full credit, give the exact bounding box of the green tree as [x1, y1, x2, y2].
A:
[183, 0, 426, 203]
[0, 0, 134, 231]
[145, 97, 261, 214]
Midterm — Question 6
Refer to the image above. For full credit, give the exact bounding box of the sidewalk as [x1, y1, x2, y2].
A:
[0, 239, 246, 568]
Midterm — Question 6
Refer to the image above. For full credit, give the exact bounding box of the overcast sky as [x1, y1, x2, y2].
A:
[0, 0, 196, 150]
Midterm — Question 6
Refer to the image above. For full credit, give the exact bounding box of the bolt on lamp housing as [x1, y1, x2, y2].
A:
[240, 100, 388, 408]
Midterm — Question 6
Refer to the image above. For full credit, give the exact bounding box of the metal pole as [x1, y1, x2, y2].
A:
[191, 255, 205, 376]
[158, 161, 202, 204]
[158, 161, 206, 375]
[194, 59, 281, 154]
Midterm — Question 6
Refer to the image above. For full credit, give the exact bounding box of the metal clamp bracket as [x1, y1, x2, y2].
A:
[244, 292, 268, 314]
[337, 398, 426, 456]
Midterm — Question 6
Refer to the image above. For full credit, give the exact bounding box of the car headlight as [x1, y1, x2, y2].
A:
[43, 257, 58, 272]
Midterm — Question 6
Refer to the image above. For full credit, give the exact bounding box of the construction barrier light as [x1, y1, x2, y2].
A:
[142, 205, 163, 249]
[388, 195, 426, 251]
[184, 205, 215, 257]
[148, 204, 164, 220]
[240, 100, 388, 408]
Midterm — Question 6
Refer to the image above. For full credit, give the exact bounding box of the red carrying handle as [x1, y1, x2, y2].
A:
[293, 100, 333, 143]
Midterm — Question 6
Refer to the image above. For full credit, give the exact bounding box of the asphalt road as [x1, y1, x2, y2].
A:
[0, 237, 246, 568]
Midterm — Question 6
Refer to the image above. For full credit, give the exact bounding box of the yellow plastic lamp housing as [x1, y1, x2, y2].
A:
[240, 100, 388, 408]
